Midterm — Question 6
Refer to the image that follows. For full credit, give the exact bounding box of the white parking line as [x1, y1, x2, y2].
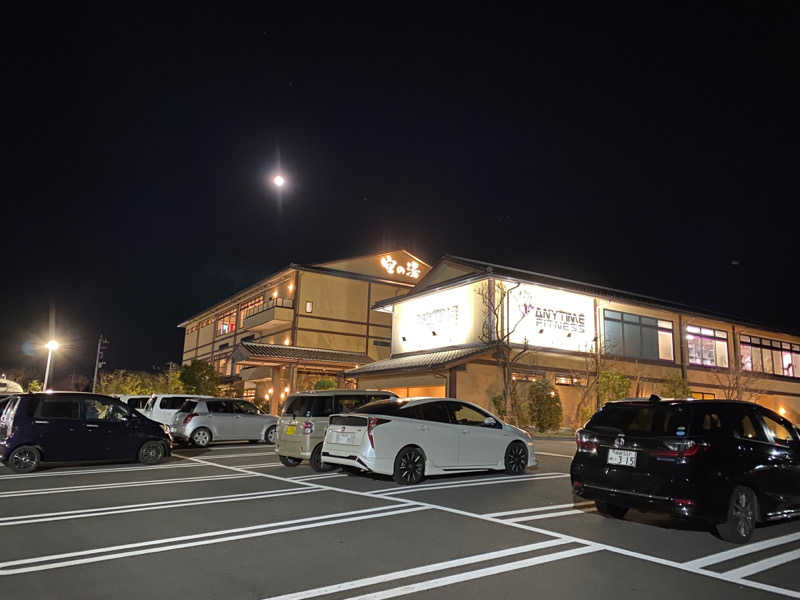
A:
[485, 501, 594, 518]
[683, 531, 800, 569]
[534, 451, 573, 459]
[374, 474, 569, 495]
[261, 539, 573, 600]
[0, 487, 321, 527]
[340, 546, 601, 600]
[722, 547, 800, 579]
[507, 507, 597, 522]
[178, 451, 278, 459]
[0, 506, 428, 575]
[0, 473, 256, 498]
[291, 473, 349, 482]
[0, 459, 280, 480]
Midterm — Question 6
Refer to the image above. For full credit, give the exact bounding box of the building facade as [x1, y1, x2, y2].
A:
[348, 256, 800, 426]
[178, 251, 430, 413]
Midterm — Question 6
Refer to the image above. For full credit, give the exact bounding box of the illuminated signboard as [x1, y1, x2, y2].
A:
[380, 255, 421, 279]
[508, 283, 596, 353]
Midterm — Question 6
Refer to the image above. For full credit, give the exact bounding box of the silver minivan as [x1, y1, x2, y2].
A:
[171, 398, 278, 447]
[276, 390, 397, 471]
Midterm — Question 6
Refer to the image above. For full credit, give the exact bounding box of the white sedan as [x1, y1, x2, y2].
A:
[321, 397, 536, 484]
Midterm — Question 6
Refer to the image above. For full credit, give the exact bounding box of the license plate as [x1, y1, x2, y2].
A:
[285, 425, 296, 436]
[607, 449, 637, 467]
[333, 432, 356, 445]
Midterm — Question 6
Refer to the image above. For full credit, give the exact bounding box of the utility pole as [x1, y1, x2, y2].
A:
[92, 334, 109, 393]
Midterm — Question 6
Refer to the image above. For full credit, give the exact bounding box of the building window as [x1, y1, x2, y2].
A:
[305, 301, 313, 313]
[741, 335, 800, 378]
[242, 388, 255, 400]
[217, 310, 236, 335]
[603, 310, 674, 361]
[240, 296, 264, 325]
[691, 391, 716, 400]
[686, 326, 728, 368]
[214, 356, 231, 376]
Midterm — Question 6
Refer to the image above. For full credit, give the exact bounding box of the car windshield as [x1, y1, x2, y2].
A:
[588, 403, 693, 436]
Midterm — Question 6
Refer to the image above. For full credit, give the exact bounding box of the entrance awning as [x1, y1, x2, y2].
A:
[345, 344, 490, 376]
[231, 342, 371, 370]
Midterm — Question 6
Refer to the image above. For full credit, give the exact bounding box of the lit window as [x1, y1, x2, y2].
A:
[687, 327, 728, 368]
[741, 335, 800, 378]
[216, 311, 236, 336]
[305, 301, 313, 313]
[603, 310, 673, 361]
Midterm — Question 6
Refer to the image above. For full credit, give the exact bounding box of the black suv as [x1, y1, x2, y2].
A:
[571, 396, 800, 543]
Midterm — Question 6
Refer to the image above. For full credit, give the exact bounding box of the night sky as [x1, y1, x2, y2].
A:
[3, 5, 799, 381]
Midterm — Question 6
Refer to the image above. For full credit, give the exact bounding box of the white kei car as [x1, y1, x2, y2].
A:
[321, 397, 536, 484]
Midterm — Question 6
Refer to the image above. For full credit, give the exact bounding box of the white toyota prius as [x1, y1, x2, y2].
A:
[321, 397, 536, 484]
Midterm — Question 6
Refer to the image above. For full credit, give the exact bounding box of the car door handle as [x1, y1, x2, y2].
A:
[461, 429, 470, 434]
[33, 420, 50, 424]
[86, 424, 100, 429]
[418, 425, 429, 431]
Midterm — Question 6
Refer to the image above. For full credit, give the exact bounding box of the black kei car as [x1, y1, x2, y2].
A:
[571, 396, 800, 543]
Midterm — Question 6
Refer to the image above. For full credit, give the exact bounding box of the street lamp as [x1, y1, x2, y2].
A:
[43, 340, 59, 390]
[272, 174, 286, 188]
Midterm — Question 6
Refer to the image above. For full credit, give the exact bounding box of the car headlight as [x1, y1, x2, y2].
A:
[161, 424, 170, 434]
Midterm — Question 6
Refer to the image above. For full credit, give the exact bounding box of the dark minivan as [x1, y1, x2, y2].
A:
[572, 396, 800, 543]
[0, 392, 172, 473]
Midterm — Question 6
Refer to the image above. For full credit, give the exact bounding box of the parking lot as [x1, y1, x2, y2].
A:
[1, 439, 798, 599]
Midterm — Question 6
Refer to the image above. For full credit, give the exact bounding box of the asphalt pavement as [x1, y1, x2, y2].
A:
[0, 439, 798, 599]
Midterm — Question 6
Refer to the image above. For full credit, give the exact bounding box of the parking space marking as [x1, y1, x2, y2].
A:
[372, 473, 569, 495]
[722, 548, 800, 580]
[507, 507, 597, 522]
[534, 451, 573, 459]
[0, 487, 321, 527]
[485, 501, 594, 518]
[176, 451, 277, 459]
[0, 459, 280, 480]
[176, 454, 800, 600]
[339, 546, 601, 600]
[0, 505, 428, 575]
[261, 539, 574, 600]
[684, 531, 800, 569]
[0, 473, 256, 498]
[290, 473, 349, 482]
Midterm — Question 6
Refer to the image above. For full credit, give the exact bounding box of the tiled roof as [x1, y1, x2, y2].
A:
[345, 345, 490, 375]
[233, 343, 370, 365]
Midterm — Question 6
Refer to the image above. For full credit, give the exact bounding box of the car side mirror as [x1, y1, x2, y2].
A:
[483, 416, 499, 428]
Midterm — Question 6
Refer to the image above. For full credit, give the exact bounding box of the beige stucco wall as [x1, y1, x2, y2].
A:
[456, 363, 503, 412]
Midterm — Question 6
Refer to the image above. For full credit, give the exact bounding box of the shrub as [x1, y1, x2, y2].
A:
[528, 380, 563, 432]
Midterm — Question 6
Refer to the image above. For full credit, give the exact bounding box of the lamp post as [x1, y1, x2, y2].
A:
[43, 340, 59, 391]
[272, 174, 286, 188]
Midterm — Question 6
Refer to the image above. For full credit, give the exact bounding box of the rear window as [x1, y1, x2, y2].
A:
[160, 397, 188, 410]
[207, 399, 235, 413]
[355, 399, 416, 417]
[588, 403, 692, 436]
[282, 395, 333, 417]
[334, 394, 389, 413]
[36, 398, 81, 420]
[179, 400, 198, 414]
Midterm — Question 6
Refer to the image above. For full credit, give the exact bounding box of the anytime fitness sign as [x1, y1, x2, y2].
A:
[509, 283, 595, 352]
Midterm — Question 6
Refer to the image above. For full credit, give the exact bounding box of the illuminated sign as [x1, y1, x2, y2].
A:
[381, 255, 421, 279]
[509, 284, 595, 352]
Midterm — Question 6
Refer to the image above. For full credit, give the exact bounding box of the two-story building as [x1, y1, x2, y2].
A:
[178, 251, 430, 413]
[347, 256, 800, 426]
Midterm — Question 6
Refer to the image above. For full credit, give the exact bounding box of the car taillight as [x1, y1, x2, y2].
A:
[650, 439, 706, 458]
[576, 430, 598, 454]
[183, 413, 197, 425]
[302, 421, 314, 435]
[367, 417, 390, 448]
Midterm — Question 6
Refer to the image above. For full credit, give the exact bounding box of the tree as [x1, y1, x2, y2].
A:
[659, 373, 691, 399]
[27, 379, 42, 392]
[598, 371, 632, 405]
[712, 358, 764, 402]
[528, 379, 562, 432]
[179, 360, 219, 396]
[477, 279, 533, 425]
[314, 378, 336, 390]
[96, 370, 156, 395]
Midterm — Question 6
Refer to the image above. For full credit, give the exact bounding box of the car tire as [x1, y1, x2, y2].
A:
[7, 445, 41, 474]
[138, 441, 166, 465]
[265, 425, 277, 445]
[595, 501, 629, 519]
[310, 444, 336, 472]
[504, 441, 528, 474]
[191, 427, 212, 448]
[393, 446, 426, 485]
[717, 486, 757, 544]
[279, 455, 303, 467]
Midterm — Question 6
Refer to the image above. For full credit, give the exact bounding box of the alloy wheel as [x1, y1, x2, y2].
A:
[11, 448, 37, 471]
[266, 426, 276, 444]
[141, 443, 163, 463]
[506, 443, 527, 474]
[732, 489, 755, 538]
[398, 449, 424, 484]
[193, 429, 210, 447]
